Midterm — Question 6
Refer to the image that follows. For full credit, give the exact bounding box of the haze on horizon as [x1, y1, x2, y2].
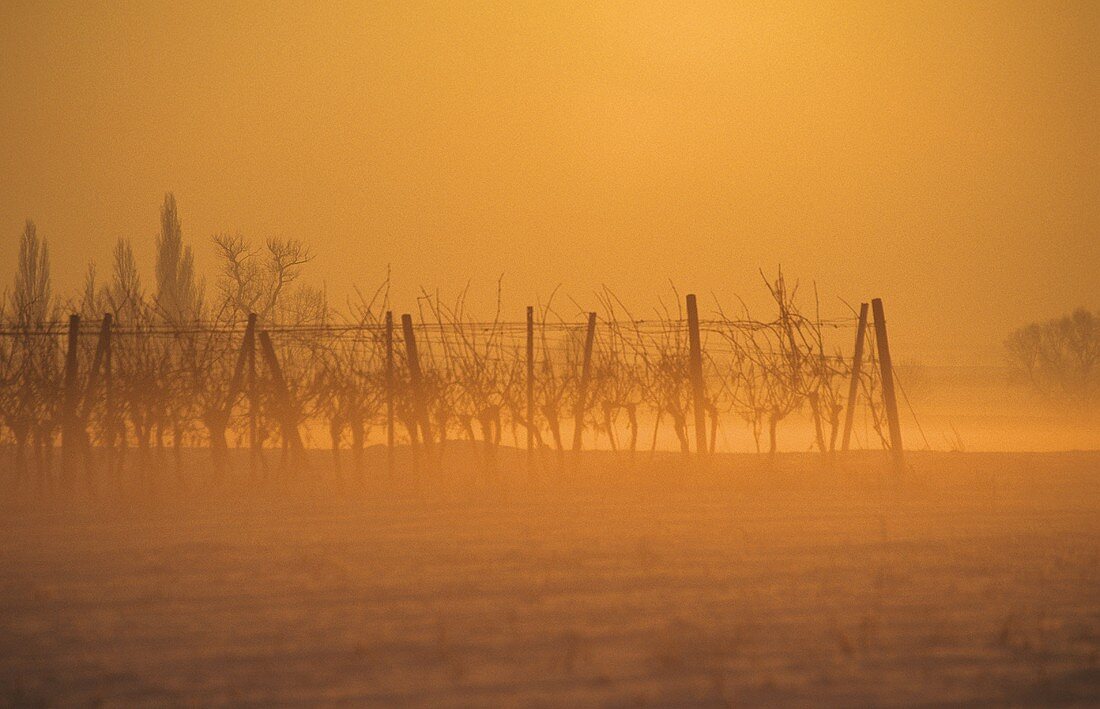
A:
[1, 0, 1096, 366]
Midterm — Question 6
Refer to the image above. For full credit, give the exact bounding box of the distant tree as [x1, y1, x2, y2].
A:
[212, 233, 316, 322]
[1006, 308, 1099, 411]
[155, 193, 203, 324]
[2, 220, 61, 479]
[104, 237, 165, 465]
[107, 238, 145, 321]
[13, 220, 51, 326]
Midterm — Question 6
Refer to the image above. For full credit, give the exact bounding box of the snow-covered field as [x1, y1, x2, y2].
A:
[1, 450, 1097, 706]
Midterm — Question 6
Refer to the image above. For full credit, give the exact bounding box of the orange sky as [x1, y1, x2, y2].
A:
[1, 0, 1096, 364]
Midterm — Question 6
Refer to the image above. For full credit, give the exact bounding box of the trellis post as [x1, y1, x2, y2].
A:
[61, 314, 82, 484]
[526, 306, 535, 470]
[104, 313, 116, 476]
[257, 330, 304, 456]
[226, 314, 256, 408]
[247, 313, 260, 478]
[841, 303, 869, 451]
[207, 314, 256, 477]
[385, 310, 395, 476]
[81, 315, 112, 419]
[686, 294, 708, 455]
[80, 314, 112, 490]
[571, 312, 597, 453]
[401, 314, 433, 453]
[871, 298, 904, 473]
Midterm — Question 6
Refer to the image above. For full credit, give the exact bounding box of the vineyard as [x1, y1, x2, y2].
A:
[0, 273, 909, 490]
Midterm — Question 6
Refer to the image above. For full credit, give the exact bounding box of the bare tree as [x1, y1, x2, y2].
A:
[213, 234, 314, 322]
[1006, 308, 1099, 412]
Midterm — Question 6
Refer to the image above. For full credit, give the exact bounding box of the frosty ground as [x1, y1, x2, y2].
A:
[0, 449, 1097, 706]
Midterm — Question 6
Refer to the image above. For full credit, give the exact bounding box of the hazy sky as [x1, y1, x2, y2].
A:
[1, 0, 1096, 364]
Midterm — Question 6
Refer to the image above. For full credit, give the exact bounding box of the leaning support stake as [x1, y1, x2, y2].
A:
[401, 314, 433, 453]
[61, 314, 82, 483]
[871, 298, 904, 473]
[79, 314, 113, 491]
[571, 312, 597, 453]
[80, 314, 112, 423]
[225, 314, 256, 419]
[686, 294, 708, 456]
[841, 303, 869, 451]
[257, 330, 305, 453]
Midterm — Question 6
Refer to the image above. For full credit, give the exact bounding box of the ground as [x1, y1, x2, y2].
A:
[0, 449, 1098, 706]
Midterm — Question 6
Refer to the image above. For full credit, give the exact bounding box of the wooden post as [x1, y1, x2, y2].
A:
[401, 314, 433, 452]
[385, 311, 395, 476]
[686, 294, 708, 455]
[247, 314, 259, 478]
[105, 312, 117, 472]
[257, 330, 305, 453]
[61, 314, 82, 483]
[79, 314, 112, 489]
[226, 315, 256, 414]
[571, 312, 597, 453]
[80, 315, 112, 422]
[526, 306, 535, 469]
[100, 312, 115, 472]
[871, 298, 904, 472]
[841, 303, 869, 451]
[207, 314, 256, 476]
